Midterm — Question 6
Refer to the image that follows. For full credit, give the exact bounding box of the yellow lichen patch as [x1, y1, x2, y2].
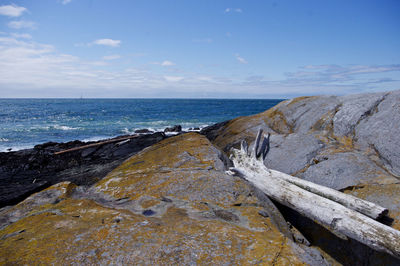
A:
[140, 198, 160, 209]
[211, 109, 291, 152]
[190, 201, 210, 211]
[47, 181, 77, 195]
[310, 110, 335, 134]
[0, 197, 303, 265]
[0, 133, 306, 264]
[259, 107, 293, 134]
[235, 205, 271, 231]
[232, 192, 260, 208]
[286, 96, 317, 108]
[335, 135, 354, 150]
[211, 117, 261, 151]
[94, 133, 244, 206]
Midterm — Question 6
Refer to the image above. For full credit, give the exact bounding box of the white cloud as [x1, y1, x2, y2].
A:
[11, 33, 32, 39]
[0, 4, 27, 17]
[151, 60, 176, 66]
[225, 8, 242, 13]
[8, 20, 36, 29]
[1, 36, 399, 98]
[287, 64, 400, 81]
[62, 0, 72, 5]
[102, 54, 121, 60]
[92, 39, 121, 47]
[235, 54, 248, 64]
[161, 60, 175, 66]
[164, 76, 184, 82]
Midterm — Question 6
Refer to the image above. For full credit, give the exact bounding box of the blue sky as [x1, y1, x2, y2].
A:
[0, 0, 399, 98]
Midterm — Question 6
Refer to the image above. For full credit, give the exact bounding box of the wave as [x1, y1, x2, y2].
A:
[52, 125, 80, 131]
[15, 125, 82, 132]
[81, 136, 111, 142]
[0, 144, 34, 152]
[0, 138, 9, 142]
[121, 123, 210, 135]
[121, 127, 158, 135]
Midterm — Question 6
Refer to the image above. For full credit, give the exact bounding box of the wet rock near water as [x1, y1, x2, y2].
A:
[134, 128, 154, 134]
[164, 124, 182, 133]
[0, 132, 166, 208]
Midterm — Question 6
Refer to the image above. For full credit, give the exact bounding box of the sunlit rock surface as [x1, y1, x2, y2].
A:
[0, 133, 309, 265]
[2, 90, 400, 265]
[201, 90, 400, 265]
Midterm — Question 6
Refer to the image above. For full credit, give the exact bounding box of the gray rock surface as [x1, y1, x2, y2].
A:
[204, 89, 400, 191]
[333, 92, 386, 137]
[280, 95, 340, 133]
[202, 89, 400, 264]
[300, 152, 387, 190]
[264, 133, 324, 175]
[355, 90, 400, 176]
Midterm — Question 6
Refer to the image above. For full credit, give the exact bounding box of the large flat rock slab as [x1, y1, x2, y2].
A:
[0, 133, 310, 265]
[201, 90, 400, 265]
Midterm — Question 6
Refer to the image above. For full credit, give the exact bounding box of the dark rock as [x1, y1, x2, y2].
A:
[164, 125, 182, 133]
[200, 120, 230, 141]
[134, 128, 154, 134]
[213, 209, 239, 222]
[142, 209, 156, 216]
[0, 132, 167, 208]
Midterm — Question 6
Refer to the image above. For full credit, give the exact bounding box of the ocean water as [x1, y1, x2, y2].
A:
[0, 98, 283, 152]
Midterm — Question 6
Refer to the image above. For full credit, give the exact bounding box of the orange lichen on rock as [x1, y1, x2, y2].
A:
[0, 133, 305, 265]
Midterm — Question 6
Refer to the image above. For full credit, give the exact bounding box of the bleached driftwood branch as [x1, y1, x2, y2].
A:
[227, 129, 400, 258]
[54, 135, 139, 155]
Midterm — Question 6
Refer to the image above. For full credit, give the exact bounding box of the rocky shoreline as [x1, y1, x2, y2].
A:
[1, 90, 400, 265]
[0, 125, 193, 208]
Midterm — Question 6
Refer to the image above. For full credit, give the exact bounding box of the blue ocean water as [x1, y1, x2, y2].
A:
[0, 98, 283, 152]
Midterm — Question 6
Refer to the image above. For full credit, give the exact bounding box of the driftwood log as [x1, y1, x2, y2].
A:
[227, 129, 400, 259]
[53, 135, 139, 155]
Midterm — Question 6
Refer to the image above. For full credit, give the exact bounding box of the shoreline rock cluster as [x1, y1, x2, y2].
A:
[0, 125, 194, 208]
[1, 90, 400, 265]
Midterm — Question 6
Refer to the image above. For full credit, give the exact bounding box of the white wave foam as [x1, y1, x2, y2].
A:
[122, 128, 135, 134]
[53, 125, 80, 130]
[28, 126, 50, 131]
[164, 132, 180, 136]
[0, 144, 34, 152]
[82, 136, 110, 142]
[122, 127, 160, 135]
[0, 138, 9, 142]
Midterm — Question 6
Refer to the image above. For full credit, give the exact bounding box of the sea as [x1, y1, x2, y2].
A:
[0, 98, 283, 152]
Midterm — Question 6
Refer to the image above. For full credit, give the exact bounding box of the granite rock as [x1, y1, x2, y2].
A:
[201, 89, 400, 264]
[354, 90, 400, 176]
[0, 133, 319, 265]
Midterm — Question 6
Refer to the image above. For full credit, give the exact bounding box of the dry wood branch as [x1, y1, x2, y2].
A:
[272, 170, 387, 220]
[53, 135, 139, 155]
[228, 131, 400, 258]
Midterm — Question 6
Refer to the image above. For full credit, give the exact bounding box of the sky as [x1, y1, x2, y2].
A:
[0, 0, 399, 98]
